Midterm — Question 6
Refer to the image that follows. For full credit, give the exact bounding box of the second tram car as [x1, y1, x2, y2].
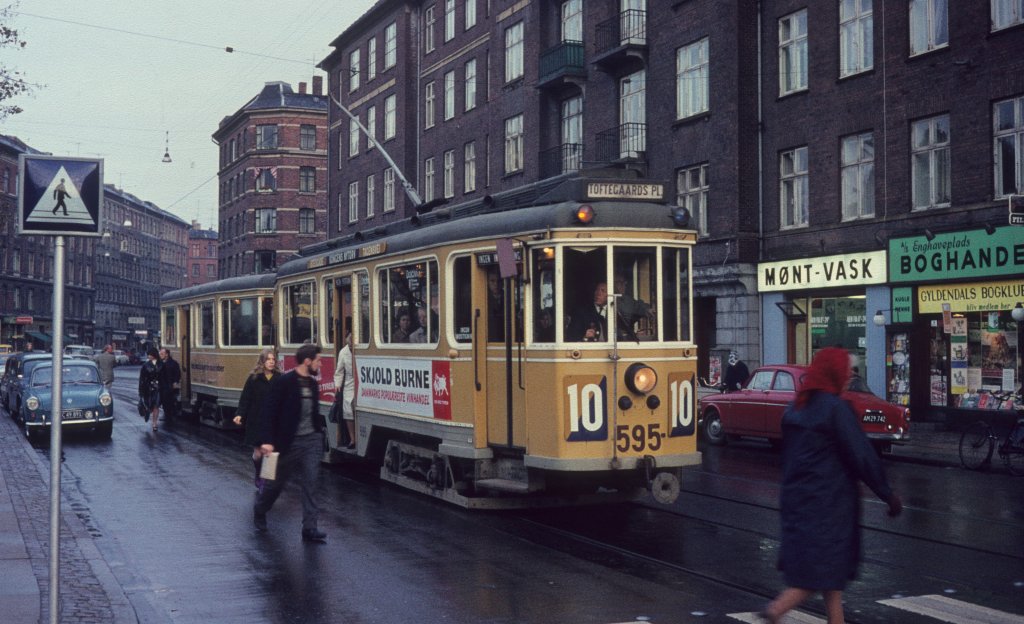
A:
[162, 196, 700, 507]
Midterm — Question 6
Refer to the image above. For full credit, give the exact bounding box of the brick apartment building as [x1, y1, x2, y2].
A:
[213, 80, 330, 278]
[187, 222, 219, 287]
[319, 1, 1024, 423]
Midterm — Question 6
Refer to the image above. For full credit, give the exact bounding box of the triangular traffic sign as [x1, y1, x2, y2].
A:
[25, 166, 94, 226]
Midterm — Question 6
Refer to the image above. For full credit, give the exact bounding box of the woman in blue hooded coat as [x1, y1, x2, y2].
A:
[762, 347, 903, 624]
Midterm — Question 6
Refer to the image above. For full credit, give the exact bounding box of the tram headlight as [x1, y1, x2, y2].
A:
[624, 363, 657, 395]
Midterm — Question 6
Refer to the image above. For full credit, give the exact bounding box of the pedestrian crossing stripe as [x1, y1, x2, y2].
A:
[878, 594, 1024, 624]
[25, 165, 94, 226]
[727, 595, 1024, 624]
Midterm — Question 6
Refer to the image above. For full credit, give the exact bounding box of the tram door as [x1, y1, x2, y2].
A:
[478, 261, 526, 449]
[327, 277, 355, 448]
[178, 305, 191, 415]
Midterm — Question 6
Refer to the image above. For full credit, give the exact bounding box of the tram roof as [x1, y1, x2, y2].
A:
[277, 199, 685, 280]
[161, 273, 277, 304]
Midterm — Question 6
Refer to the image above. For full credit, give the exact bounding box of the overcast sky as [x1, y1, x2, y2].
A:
[4, 0, 375, 230]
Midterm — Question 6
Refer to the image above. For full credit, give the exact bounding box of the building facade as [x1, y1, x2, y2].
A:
[0, 135, 97, 349]
[214, 80, 330, 278]
[320, 0, 1024, 423]
[187, 222, 219, 288]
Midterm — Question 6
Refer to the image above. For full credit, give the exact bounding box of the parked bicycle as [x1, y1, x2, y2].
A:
[958, 390, 1024, 475]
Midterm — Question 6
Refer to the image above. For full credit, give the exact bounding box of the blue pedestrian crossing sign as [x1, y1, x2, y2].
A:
[18, 155, 103, 236]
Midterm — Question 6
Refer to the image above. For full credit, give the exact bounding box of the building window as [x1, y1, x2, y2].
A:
[207, 265, 216, 278]
[367, 174, 376, 218]
[192, 264, 200, 277]
[676, 37, 709, 119]
[464, 58, 477, 111]
[444, 71, 456, 120]
[367, 37, 377, 80]
[300, 208, 316, 234]
[338, 132, 344, 168]
[561, 0, 583, 42]
[995, 95, 1024, 197]
[425, 157, 436, 201]
[505, 114, 524, 174]
[337, 194, 344, 230]
[620, 70, 646, 158]
[349, 49, 360, 91]
[910, 0, 948, 55]
[993, 0, 1024, 30]
[385, 22, 397, 68]
[912, 114, 950, 209]
[445, 0, 456, 42]
[300, 166, 316, 193]
[300, 124, 316, 150]
[350, 115, 361, 156]
[466, 0, 477, 29]
[425, 5, 436, 52]
[779, 10, 808, 95]
[464, 142, 476, 193]
[256, 124, 279, 149]
[424, 81, 436, 129]
[255, 208, 277, 234]
[444, 149, 455, 198]
[505, 22, 524, 82]
[255, 168, 277, 192]
[255, 251, 276, 273]
[561, 95, 583, 173]
[366, 105, 377, 147]
[384, 94, 397, 139]
[384, 168, 396, 212]
[780, 146, 809, 228]
[677, 163, 709, 236]
[841, 132, 875, 220]
[348, 181, 359, 223]
[840, 0, 873, 77]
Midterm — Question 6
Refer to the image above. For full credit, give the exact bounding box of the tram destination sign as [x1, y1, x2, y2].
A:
[585, 182, 664, 201]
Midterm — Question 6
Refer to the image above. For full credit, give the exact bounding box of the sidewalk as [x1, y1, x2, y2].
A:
[0, 413, 135, 624]
[887, 423, 963, 467]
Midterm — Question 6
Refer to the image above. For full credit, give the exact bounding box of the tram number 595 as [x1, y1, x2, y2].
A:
[616, 424, 663, 452]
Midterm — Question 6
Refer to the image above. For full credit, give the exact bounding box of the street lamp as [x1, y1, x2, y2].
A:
[873, 309, 890, 327]
[1012, 303, 1024, 323]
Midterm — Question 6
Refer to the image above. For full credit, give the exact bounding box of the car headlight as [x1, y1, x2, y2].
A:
[100, 393, 112, 406]
[26, 397, 39, 411]
[624, 363, 657, 394]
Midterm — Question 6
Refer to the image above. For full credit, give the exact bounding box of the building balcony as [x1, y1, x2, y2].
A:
[539, 143, 584, 179]
[537, 41, 586, 91]
[595, 123, 647, 165]
[592, 10, 647, 69]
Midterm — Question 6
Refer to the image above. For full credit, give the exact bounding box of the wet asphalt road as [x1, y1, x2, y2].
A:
[34, 366, 1024, 623]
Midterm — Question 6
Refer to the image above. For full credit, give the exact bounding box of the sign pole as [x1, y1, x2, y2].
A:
[48, 235, 65, 624]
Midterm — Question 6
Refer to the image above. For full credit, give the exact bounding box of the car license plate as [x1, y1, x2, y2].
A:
[61, 409, 84, 420]
[862, 413, 885, 423]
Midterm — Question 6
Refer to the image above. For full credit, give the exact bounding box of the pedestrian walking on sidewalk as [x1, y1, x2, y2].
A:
[761, 346, 903, 624]
[158, 348, 181, 422]
[252, 343, 327, 543]
[94, 344, 116, 390]
[138, 348, 162, 433]
[233, 348, 280, 490]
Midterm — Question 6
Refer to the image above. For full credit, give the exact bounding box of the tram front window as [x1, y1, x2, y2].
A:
[563, 246, 608, 342]
[613, 247, 658, 342]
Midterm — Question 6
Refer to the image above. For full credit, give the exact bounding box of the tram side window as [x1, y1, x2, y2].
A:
[261, 297, 273, 346]
[221, 297, 259, 346]
[532, 248, 556, 342]
[661, 247, 692, 342]
[613, 247, 658, 341]
[379, 260, 438, 344]
[199, 302, 214, 346]
[163, 308, 176, 346]
[356, 272, 370, 346]
[285, 281, 318, 344]
[452, 256, 473, 344]
[563, 246, 608, 342]
[325, 280, 336, 347]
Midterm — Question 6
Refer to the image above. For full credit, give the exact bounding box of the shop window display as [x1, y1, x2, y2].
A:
[950, 311, 1019, 410]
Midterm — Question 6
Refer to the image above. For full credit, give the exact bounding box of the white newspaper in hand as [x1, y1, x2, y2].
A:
[259, 452, 280, 480]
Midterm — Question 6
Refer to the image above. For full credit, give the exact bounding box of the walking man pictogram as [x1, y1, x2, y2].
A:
[52, 178, 69, 215]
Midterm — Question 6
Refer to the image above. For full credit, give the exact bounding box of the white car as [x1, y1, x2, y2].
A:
[113, 350, 129, 365]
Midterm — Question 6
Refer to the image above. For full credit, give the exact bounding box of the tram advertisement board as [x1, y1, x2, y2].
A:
[356, 357, 451, 420]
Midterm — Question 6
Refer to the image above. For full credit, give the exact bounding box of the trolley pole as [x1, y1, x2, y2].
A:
[49, 235, 66, 624]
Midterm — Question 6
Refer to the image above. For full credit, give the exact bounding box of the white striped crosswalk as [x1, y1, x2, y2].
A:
[724, 594, 1024, 624]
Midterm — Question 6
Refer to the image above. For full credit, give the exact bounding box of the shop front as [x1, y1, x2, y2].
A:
[759, 250, 890, 393]
[887, 226, 1024, 426]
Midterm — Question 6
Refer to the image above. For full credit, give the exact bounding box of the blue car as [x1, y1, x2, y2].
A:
[17, 360, 113, 441]
[2, 352, 52, 415]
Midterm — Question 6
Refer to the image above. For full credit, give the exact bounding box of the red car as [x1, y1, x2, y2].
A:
[698, 365, 911, 453]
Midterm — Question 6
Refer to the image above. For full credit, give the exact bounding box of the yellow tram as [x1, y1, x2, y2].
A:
[161, 274, 275, 427]
[162, 196, 700, 507]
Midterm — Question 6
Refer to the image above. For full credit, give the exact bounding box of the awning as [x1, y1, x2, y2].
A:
[25, 331, 51, 344]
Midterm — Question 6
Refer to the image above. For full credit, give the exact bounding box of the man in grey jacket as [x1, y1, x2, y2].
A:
[94, 344, 116, 389]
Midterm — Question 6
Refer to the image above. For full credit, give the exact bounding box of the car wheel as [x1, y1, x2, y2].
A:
[702, 408, 727, 446]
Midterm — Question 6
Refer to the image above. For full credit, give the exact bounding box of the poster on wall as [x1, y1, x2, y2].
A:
[950, 318, 968, 395]
[930, 375, 947, 406]
[709, 355, 722, 386]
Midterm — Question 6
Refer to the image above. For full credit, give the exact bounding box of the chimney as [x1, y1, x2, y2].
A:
[298, 81, 307, 94]
[312, 75, 323, 96]
[192, 220, 200, 229]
